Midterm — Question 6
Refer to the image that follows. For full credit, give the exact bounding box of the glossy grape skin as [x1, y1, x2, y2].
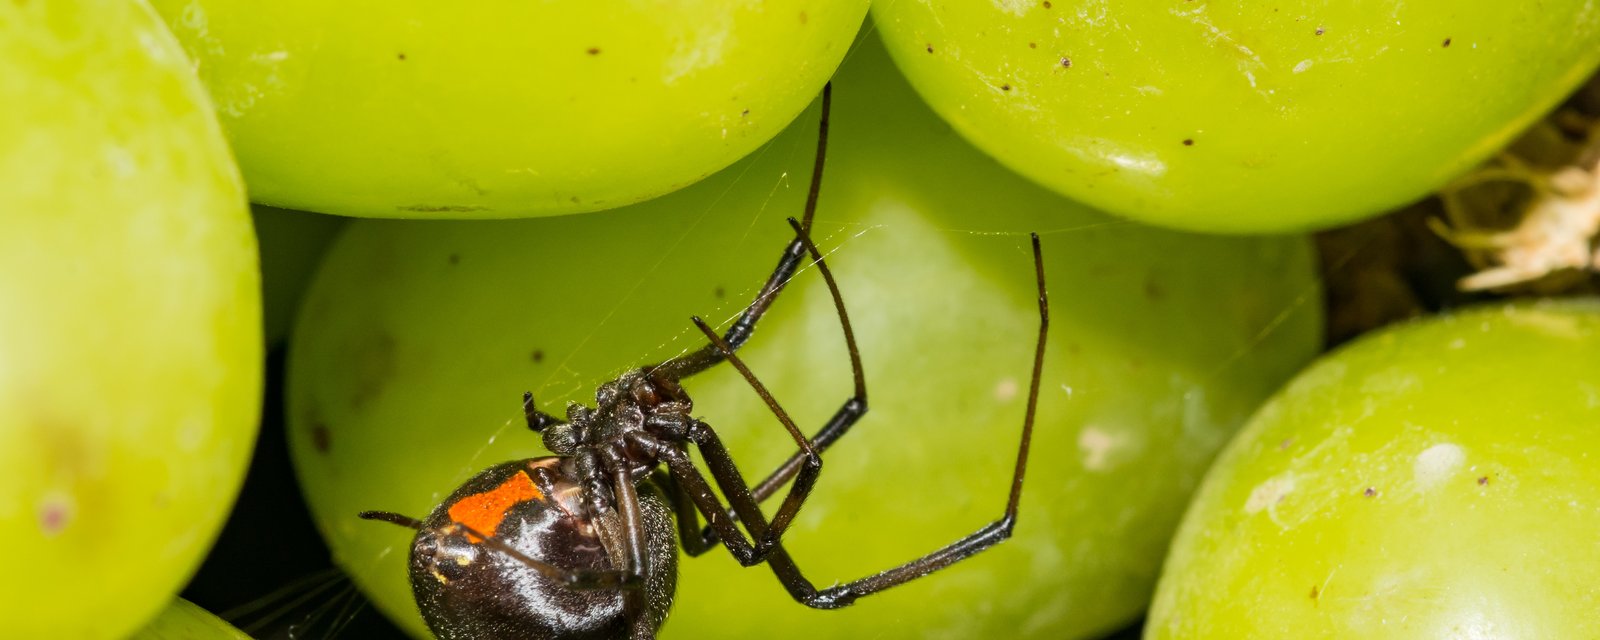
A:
[149, 0, 868, 219]
[289, 33, 1320, 639]
[0, 1, 261, 637]
[1149, 300, 1600, 637]
[129, 599, 250, 640]
[872, 1, 1600, 233]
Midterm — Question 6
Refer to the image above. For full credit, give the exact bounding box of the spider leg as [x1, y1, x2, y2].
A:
[684, 390, 866, 553]
[596, 448, 662, 639]
[743, 217, 868, 503]
[668, 216, 871, 551]
[678, 214, 874, 551]
[672, 234, 1050, 609]
[684, 319, 825, 558]
[627, 431, 771, 565]
[595, 447, 650, 585]
[650, 469, 722, 556]
[650, 84, 833, 381]
[768, 234, 1050, 609]
[522, 391, 562, 432]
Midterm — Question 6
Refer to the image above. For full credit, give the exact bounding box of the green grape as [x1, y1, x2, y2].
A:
[0, 1, 261, 638]
[255, 205, 347, 346]
[148, 0, 868, 219]
[129, 599, 250, 640]
[871, 1, 1600, 233]
[287, 35, 1320, 638]
[1149, 300, 1600, 637]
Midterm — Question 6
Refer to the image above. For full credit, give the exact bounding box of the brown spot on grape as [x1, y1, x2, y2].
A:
[1144, 277, 1164, 300]
[1279, 438, 1294, 451]
[1315, 27, 1325, 36]
[1001, 84, 1012, 91]
[1042, 1, 1052, 7]
[926, 44, 934, 54]
[741, 109, 750, 117]
[397, 53, 407, 61]
[713, 286, 725, 299]
[531, 349, 545, 364]
[39, 499, 70, 535]
[1309, 585, 1319, 600]
[1442, 38, 1452, 47]
[1028, 42, 1037, 49]
[1060, 57, 1072, 68]
[448, 253, 461, 266]
[1363, 487, 1377, 497]
[587, 47, 601, 55]
[349, 331, 397, 409]
[1478, 475, 1489, 485]
[1182, 138, 1195, 146]
[311, 423, 332, 453]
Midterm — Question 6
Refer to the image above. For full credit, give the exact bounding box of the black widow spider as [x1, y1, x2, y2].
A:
[358, 85, 1052, 640]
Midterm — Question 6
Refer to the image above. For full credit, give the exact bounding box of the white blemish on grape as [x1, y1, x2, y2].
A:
[103, 146, 136, 177]
[1021, 593, 1073, 636]
[1293, 59, 1313, 74]
[994, 377, 1019, 402]
[1060, 384, 1074, 399]
[663, 21, 729, 84]
[161, 525, 202, 559]
[1170, 5, 1268, 95]
[220, 82, 264, 118]
[992, 0, 1033, 17]
[1074, 2, 1114, 28]
[1101, 147, 1167, 177]
[249, 50, 290, 63]
[1065, 136, 1165, 177]
[177, 411, 208, 452]
[1509, 309, 1588, 339]
[1077, 426, 1120, 471]
[1245, 472, 1295, 515]
[1413, 443, 1466, 490]
[180, 1, 208, 31]
[1451, 610, 1501, 640]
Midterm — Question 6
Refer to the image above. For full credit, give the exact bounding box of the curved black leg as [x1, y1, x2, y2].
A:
[680, 216, 871, 551]
[649, 84, 834, 382]
[661, 234, 1051, 608]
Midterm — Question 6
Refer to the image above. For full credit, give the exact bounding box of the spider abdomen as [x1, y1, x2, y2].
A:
[409, 458, 677, 640]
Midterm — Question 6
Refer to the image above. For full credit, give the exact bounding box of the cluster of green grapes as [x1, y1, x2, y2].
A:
[5, 1, 1598, 638]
